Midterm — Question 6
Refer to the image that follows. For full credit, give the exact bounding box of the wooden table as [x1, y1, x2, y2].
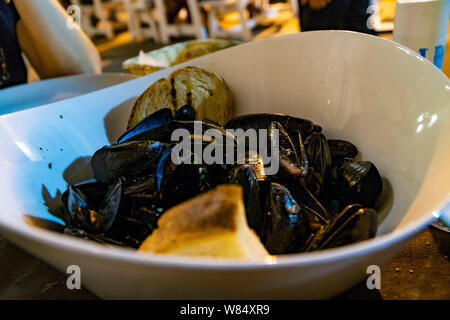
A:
[0, 226, 448, 299]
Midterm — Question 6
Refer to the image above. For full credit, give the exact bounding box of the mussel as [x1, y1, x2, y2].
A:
[225, 113, 315, 163]
[304, 204, 378, 251]
[91, 140, 169, 184]
[326, 159, 383, 210]
[118, 108, 173, 144]
[229, 164, 264, 235]
[156, 148, 201, 210]
[304, 132, 332, 181]
[327, 139, 358, 164]
[272, 121, 308, 179]
[262, 183, 311, 254]
[225, 113, 314, 140]
[63, 179, 122, 233]
[53, 108, 385, 254]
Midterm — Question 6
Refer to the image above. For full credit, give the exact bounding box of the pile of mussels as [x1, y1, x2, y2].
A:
[57, 106, 383, 254]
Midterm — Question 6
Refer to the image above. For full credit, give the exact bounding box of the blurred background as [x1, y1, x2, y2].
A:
[22, 0, 446, 80]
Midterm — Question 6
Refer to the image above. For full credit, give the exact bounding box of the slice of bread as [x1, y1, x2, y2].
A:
[139, 185, 269, 260]
[127, 66, 234, 129]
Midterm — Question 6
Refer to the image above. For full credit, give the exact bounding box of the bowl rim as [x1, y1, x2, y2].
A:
[0, 72, 137, 94]
[0, 30, 448, 270]
[0, 211, 437, 269]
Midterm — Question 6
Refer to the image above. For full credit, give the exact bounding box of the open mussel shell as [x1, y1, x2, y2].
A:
[271, 121, 298, 161]
[282, 176, 332, 226]
[118, 108, 173, 144]
[65, 179, 122, 234]
[97, 182, 123, 231]
[304, 204, 378, 251]
[173, 104, 196, 121]
[226, 113, 315, 162]
[62, 179, 107, 209]
[229, 164, 264, 235]
[225, 113, 314, 139]
[270, 121, 309, 179]
[262, 183, 311, 255]
[328, 139, 358, 164]
[91, 140, 169, 184]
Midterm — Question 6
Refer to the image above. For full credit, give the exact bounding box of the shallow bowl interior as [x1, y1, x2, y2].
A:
[0, 31, 448, 298]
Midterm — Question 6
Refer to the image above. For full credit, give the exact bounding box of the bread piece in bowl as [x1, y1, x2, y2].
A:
[139, 185, 269, 260]
[127, 66, 234, 129]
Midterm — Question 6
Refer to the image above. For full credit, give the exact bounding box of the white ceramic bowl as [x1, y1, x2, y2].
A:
[0, 31, 448, 299]
[0, 73, 137, 115]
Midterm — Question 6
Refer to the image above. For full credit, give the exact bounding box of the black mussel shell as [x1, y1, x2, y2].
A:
[271, 122, 299, 161]
[198, 163, 228, 192]
[304, 132, 332, 181]
[64, 227, 129, 247]
[305, 204, 378, 251]
[122, 174, 156, 196]
[302, 167, 322, 196]
[270, 122, 308, 179]
[286, 180, 332, 227]
[262, 183, 310, 254]
[156, 148, 201, 210]
[61, 179, 106, 226]
[123, 120, 236, 145]
[117, 191, 160, 238]
[225, 113, 314, 139]
[336, 159, 382, 208]
[104, 212, 157, 248]
[225, 114, 314, 163]
[66, 180, 122, 233]
[91, 140, 169, 184]
[173, 104, 196, 121]
[62, 179, 107, 209]
[97, 181, 123, 231]
[328, 140, 358, 164]
[119, 108, 173, 143]
[229, 165, 264, 235]
[280, 131, 310, 177]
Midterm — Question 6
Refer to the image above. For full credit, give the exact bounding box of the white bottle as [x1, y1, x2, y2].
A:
[393, 0, 450, 69]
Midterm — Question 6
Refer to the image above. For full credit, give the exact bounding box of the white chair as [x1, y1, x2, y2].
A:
[200, 0, 287, 41]
[120, 0, 160, 41]
[154, 0, 207, 44]
[70, 0, 115, 39]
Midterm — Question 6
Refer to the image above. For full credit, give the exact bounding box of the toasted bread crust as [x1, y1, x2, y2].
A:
[127, 78, 173, 129]
[139, 185, 243, 253]
[127, 66, 234, 129]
